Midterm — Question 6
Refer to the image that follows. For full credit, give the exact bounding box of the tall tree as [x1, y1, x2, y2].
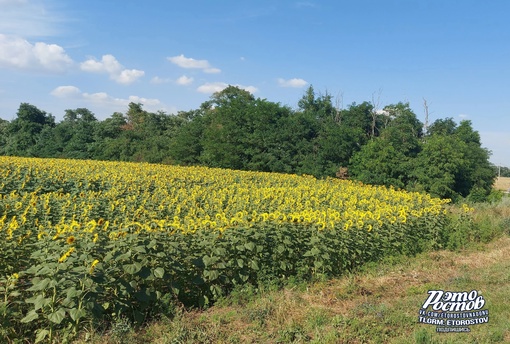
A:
[170, 107, 208, 165]
[380, 102, 423, 156]
[339, 101, 374, 140]
[198, 85, 295, 172]
[349, 104, 422, 188]
[5, 103, 55, 156]
[290, 86, 329, 175]
[0, 118, 9, 155]
[62, 108, 98, 159]
[90, 112, 127, 161]
[454, 120, 496, 200]
[410, 135, 468, 199]
[200, 86, 256, 169]
[410, 119, 495, 200]
[427, 117, 457, 136]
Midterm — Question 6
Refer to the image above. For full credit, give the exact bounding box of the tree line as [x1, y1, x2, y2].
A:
[0, 85, 497, 202]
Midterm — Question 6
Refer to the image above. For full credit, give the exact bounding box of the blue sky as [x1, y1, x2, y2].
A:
[1, 0, 509, 165]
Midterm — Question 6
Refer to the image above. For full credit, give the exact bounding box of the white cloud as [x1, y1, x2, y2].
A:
[204, 67, 221, 74]
[82, 92, 160, 108]
[80, 54, 119, 73]
[241, 85, 258, 94]
[376, 109, 390, 116]
[458, 114, 469, 119]
[277, 78, 308, 88]
[80, 54, 144, 85]
[116, 69, 145, 84]
[168, 54, 221, 74]
[150, 76, 171, 84]
[197, 82, 258, 94]
[50, 85, 81, 97]
[168, 54, 208, 69]
[0, 34, 73, 73]
[50, 85, 162, 111]
[176, 75, 194, 85]
[197, 82, 228, 94]
[126, 95, 161, 107]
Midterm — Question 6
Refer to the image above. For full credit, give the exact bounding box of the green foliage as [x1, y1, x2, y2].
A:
[170, 112, 206, 165]
[350, 110, 496, 202]
[4, 103, 55, 157]
[197, 86, 305, 174]
[349, 138, 409, 189]
[349, 103, 422, 189]
[0, 119, 8, 156]
[411, 135, 467, 200]
[0, 92, 496, 201]
[4, 218, 451, 342]
[426, 117, 457, 136]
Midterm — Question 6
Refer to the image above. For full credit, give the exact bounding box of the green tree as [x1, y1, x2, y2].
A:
[199, 86, 256, 169]
[411, 119, 495, 201]
[496, 166, 510, 178]
[454, 120, 496, 200]
[349, 103, 422, 188]
[427, 117, 457, 136]
[198, 85, 297, 173]
[90, 103, 183, 163]
[349, 138, 409, 188]
[380, 103, 422, 156]
[288, 86, 327, 175]
[241, 98, 294, 173]
[130, 110, 181, 163]
[339, 101, 375, 140]
[0, 118, 8, 155]
[4, 103, 55, 156]
[410, 135, 468, 200]
[31, 125, 61, 157]
[288, 85, 371, 177]
[61, 108, 98, 159]
[170, 108, 208, 165]
[90, 112, 128, 161]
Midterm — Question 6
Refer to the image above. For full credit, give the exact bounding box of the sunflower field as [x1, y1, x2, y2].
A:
[0, 156, 453, 342]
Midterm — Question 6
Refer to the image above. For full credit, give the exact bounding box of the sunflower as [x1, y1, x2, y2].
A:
[89, 259, 100, 274]
[66, 235, 76, 245]
[58, 247, 75, 263]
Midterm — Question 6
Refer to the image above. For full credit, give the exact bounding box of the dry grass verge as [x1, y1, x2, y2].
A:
[494, 177, 510, 191]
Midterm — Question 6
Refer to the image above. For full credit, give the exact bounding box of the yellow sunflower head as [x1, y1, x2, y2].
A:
[66, 236, 76, 245]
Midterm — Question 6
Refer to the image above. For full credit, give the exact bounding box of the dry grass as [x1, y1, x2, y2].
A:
[494, 176, 510, 191]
